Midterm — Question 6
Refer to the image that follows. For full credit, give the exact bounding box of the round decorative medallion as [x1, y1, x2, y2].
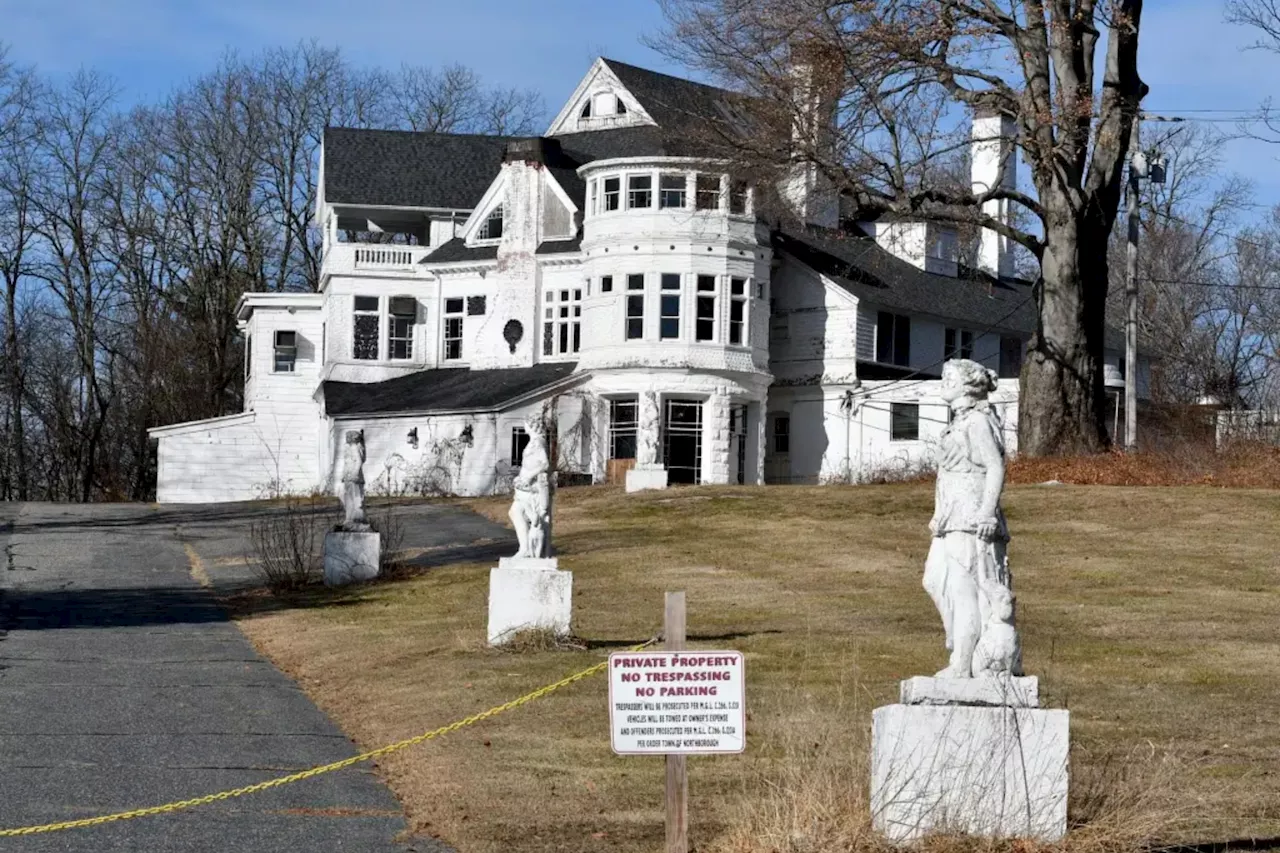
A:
[503, 320, 524, 354]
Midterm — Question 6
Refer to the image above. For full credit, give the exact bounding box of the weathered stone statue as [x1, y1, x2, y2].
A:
[636, 390, 660, 466]
[924, 359, 1022, 678]
[339, 429, 370, 531]
[508, 414, 552, 559]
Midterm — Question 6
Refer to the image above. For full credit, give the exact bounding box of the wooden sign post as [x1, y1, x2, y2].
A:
[665, 590, 688, 853]
[606, 594, 745, 853]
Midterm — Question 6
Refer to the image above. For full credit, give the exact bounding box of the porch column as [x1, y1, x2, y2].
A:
[705, 388, 732, 485]
[753, 396, 768, 485]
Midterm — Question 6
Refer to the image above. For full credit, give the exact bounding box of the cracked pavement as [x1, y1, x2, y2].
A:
[0, 501, 504, 852]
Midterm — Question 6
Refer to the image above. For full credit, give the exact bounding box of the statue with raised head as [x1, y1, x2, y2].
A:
[924, 359, 1022, 678]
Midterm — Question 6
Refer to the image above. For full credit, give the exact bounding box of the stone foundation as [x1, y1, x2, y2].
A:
[323, 531, 381, 586]
[487, 557, 573, 645]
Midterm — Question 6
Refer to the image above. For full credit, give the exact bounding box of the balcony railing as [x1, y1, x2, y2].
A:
[323, 243, 433, 278]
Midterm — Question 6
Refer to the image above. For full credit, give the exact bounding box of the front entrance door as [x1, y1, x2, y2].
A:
[663, 400, 703, 485]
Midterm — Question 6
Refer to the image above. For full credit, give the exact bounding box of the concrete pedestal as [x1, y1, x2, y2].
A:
[323, 531, 381, 586]
[625, 465, 669, 493]
[872, 683, 1068, 842]
[487, 557, 572, 645]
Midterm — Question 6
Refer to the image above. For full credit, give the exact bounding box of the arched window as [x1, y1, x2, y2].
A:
[580, 100, 592, 119]
[616, 99, 628, 115]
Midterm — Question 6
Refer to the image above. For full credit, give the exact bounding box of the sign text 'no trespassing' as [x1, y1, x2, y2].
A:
[607, 651, 745, 755]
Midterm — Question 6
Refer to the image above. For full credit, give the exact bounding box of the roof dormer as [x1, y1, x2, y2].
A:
[545, 58, 656, 135]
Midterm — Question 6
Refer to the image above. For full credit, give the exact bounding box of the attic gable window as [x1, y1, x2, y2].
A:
[477, 206, 504, 241]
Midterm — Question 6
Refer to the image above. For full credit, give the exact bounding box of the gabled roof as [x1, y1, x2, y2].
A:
[602, 59, 747, 139]
[775, 227, 1037, 335]
[323, 363, 580, 417]
[323, 128, 521, 210]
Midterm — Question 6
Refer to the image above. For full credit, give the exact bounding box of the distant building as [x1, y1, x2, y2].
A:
[149, 58, 1149, 501]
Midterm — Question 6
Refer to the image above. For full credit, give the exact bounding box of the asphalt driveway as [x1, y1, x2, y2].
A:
[0, 500, 513, 852]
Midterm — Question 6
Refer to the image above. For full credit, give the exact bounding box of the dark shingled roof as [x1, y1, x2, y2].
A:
[601, 59, 749, 142]
[324, 363, 580, 417]
[424, 238, 498, 264]
[323, 128, 521, 210]
[774, 228, 1037, 335]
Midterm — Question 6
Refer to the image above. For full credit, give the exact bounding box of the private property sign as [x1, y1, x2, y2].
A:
[608, 650, 746, 755]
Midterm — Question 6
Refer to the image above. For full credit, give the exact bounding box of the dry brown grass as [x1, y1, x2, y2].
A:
[1007, 443, 1280, 488]
[222, 484, 1280, 853]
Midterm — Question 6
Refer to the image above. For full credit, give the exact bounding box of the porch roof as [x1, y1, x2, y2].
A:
[323, 362, 580, 417]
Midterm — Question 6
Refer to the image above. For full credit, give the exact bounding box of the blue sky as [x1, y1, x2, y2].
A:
[4, 0, 1280, 217]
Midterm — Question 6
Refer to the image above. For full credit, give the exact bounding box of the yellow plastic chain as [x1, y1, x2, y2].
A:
[0, 638, 655, 837]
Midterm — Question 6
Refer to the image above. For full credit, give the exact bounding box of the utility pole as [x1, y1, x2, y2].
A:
[1124, 118, 1141, 452]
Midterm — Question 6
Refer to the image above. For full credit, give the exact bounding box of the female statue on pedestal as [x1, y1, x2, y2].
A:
[509, 414, 552, 559]
[339, 429, 369, 530]
[924, 359, 1022, 678]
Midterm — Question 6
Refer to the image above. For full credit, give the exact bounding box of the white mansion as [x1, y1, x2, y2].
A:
[150, 58, 1145, 502]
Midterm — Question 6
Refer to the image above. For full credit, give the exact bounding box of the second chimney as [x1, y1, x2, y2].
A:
[970, 107, 1017, 279]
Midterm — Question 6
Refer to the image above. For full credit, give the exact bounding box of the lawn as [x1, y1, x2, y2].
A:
[229, 484, 1280, 853]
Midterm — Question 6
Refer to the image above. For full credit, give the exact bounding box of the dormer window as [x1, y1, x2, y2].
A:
[477, 206, 504, 241]
[583, 91, 627, 119]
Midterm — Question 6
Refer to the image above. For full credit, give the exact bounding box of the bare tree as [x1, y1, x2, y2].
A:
[655, 0, 1150, 455]
[0, 46, 41, 499]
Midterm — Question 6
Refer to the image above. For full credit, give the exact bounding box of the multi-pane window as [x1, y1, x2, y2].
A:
[477, 206, 504, 240]
[891, 403, 920, 441]
[609, 398, 638, 460]
[626, 274, 645, 340]
[388, 297, 417, 360]
[696, 275, 716, 342]
[660, 273, 681, 340]
[945, 327, 974, 360]
[443, 297, 464, 361]
[603, 177, 621, 211]
[543, 288, 582, 356]
[729, 277, 748, 345]
[729, 180, 749, 214]
[511, 426, 530, 466]
[467, 296, 486, 316]
[273, 330, 297, 373]
[773, 415, 790, 453]
[627, 174, 652, 209]
[877, 311, 911, 366]
[696, 174, 721, 210]
[601, 275, 613, 293]
[999, 335, 1023, 379]
[353, 296, 379, 360]
[659, 173, 687, 209]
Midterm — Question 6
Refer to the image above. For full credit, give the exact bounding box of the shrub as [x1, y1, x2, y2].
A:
[247, 493, 336, 591]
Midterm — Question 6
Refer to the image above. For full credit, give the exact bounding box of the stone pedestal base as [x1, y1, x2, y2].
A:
[487, 557, 573, 645]
[625, 465, 669, 493]
[872, 693, 1068, 842]
[900, 675, 1039, 708]
[323, 531, 381, 586]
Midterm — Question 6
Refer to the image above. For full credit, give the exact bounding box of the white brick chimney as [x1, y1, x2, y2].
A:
[781, 42, 840, 230]
[970, 108, 1017, 279]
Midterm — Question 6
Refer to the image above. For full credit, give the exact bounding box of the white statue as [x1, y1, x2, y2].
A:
[636, 391, 660, 466]
[509, 414, 552, 559]
[339, 429, 369, 530]
[923, 359, 1022, 679]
